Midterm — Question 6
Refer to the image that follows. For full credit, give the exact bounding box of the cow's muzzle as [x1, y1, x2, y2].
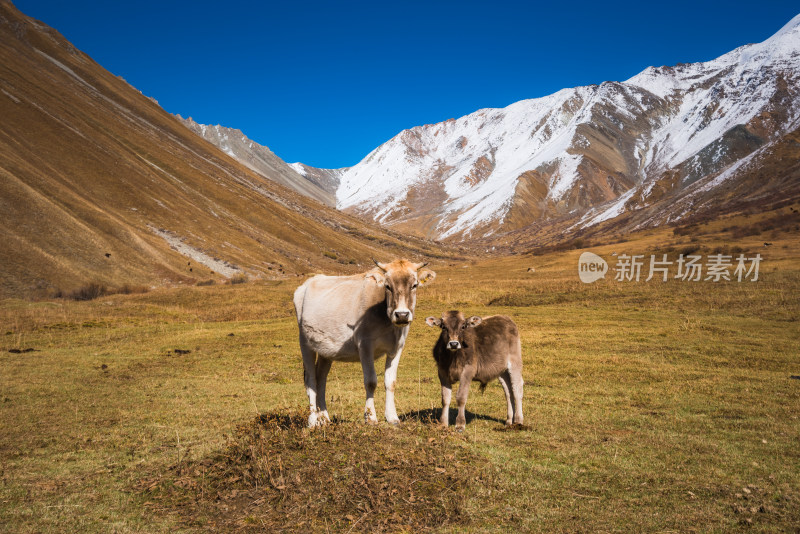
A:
[448, 341, 461, 350]
[393, 310, 411, 325]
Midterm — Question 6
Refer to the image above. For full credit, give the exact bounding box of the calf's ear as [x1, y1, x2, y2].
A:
[365, 269, 386, 286]
[417, 269, 436, 286]
[425, 316, 441, 327]
[467, 316, 482, 327]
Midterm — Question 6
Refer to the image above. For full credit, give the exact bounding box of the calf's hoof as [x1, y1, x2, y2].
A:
[455, 424, 466, 433]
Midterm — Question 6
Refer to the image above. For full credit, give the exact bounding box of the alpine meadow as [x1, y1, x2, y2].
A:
[1, 1, 799, 532]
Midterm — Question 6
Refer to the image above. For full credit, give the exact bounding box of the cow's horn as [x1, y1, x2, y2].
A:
[372, 258, 388, 272]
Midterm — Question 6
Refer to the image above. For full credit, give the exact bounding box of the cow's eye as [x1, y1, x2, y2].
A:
[411, 283, 418, 290]
[385, 285, 393, 292]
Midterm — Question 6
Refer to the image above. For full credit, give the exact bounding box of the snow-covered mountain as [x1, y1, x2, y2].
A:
[177, 116, 337, 206]
[307, 14, 800, 240]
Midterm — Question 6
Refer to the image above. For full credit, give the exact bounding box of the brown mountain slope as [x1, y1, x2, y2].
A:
[477, 123, 800, 252]
[0, 1, 447, 298]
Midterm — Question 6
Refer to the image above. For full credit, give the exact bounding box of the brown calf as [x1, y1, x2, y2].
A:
[425, 311, 524, 430]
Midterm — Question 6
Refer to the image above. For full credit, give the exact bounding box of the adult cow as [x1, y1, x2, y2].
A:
[293, 259, 436, 427]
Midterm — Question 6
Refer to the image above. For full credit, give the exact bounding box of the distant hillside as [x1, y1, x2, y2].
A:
[176, 116, 336, 206]
[0, 0, 445, 299]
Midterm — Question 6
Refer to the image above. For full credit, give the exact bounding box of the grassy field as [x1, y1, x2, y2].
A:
[1, 218, 799, 532]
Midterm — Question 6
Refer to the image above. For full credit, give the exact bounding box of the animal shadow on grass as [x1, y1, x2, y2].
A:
[401, 408, 509, 428]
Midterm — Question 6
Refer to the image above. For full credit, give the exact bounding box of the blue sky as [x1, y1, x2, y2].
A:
[13, 1, 800, 169]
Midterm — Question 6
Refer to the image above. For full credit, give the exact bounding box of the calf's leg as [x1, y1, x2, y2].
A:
[510, 366, 524, 425]
[455, 370, 474, 432]
[497, 370, 514, 426]
[439, 370, 452, 428]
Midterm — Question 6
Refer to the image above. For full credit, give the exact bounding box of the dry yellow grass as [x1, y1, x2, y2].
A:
[1, 216, 798, 532]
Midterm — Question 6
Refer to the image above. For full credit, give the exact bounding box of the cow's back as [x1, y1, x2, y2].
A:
[294, 273, 383, 360]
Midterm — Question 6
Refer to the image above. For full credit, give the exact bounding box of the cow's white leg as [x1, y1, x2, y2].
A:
[384, 351, 402, 425]
[359, 344, 379, 424]
[498, 370, 514, 426]
[315, 356, 333, 423]
[300, 342, 320, 428]
[510, 366, 524, 425]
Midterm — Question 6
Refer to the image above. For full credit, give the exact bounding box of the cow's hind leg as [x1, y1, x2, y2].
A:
[300, 343, 320, 428]
[359, 344, 379, 424]
[497, 370, 514, 426]
[315, 357, 333, 423]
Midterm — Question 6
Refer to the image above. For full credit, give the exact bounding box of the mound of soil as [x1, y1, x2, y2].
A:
[138, 412, 496, 532]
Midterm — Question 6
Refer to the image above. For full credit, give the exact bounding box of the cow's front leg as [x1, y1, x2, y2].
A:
[455, 369, 474, 432]
[384, 350, 402, 425]
[359, 344, 379, 424]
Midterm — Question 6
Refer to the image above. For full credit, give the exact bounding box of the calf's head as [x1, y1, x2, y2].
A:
[368, 259, 436, 326]
[425, 311, 482, 350]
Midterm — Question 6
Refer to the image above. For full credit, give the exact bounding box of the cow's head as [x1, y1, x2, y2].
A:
[425, 310, 482, 351]
[367, 259, 436, 326]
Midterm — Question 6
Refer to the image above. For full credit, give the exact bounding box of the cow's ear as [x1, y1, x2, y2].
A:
[467, 316, 482, 327]
[425, 316, 441, 327]
[366, 269, 386, 286]
[417, 269, 436, 286]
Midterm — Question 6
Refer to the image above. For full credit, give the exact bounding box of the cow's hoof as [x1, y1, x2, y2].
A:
[308, 412, 319, 428]
[455, 426, 465, 433]
[386, 418, 400, 427]
[364, 413, 379, 425]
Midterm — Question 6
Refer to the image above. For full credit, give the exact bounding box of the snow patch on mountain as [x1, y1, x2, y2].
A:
[317, 15, 800, 239]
